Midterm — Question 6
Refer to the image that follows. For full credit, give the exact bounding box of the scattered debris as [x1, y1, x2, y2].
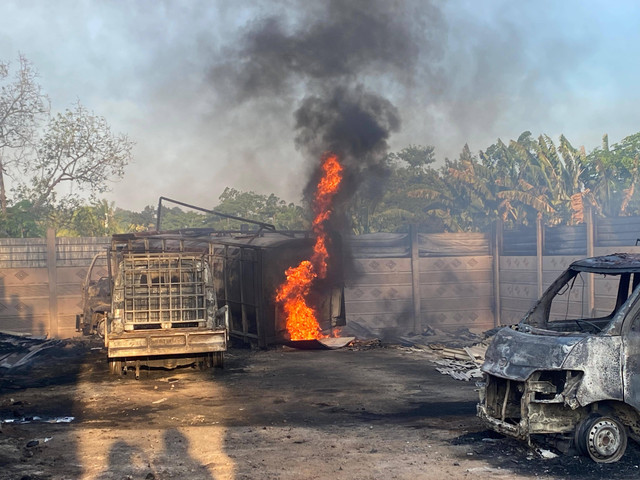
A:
[538, 448, 559, 459]
[0, 333, 63, 370]
[429, 339, 491, 381]
[1, 416, 74, 424]
[348, 338, 383, 350]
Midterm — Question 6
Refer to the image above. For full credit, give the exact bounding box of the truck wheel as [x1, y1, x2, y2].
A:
[109, 359, 123, 376]
[198, 354, 211, 370]
[96, 317, 106, 338]
[213, 352, 224, 368]
[575, 413, 627, 463]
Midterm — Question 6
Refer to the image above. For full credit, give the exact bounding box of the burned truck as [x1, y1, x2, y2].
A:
[478, 253, 640, 462]
[78, 231, 230, 378]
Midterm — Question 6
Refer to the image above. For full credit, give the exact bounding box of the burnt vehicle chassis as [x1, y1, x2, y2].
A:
[478, 253, 640, 463]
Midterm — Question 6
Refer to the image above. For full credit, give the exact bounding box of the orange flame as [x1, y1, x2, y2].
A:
[276, 153, 343, 340]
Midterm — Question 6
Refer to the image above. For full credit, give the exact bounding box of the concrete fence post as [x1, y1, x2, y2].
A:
[46, 228, 59, 338]
[536, 215, 544, 298]
[493, 220, 502, 327]
[410, 225, 421, 334]
[586, 204, 595, 316]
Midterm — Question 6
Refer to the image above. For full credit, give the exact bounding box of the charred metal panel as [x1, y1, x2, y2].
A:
[482, 328, 582, 381]
[479, 252, 640, 463]
[562, 336, 624, 405]
[107, 328, 227, 358]
[623, 331, 640, 412]
[210, 234, 344, 347]
[527, 402, 582, 434]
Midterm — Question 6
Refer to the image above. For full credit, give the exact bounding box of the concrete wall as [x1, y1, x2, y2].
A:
[2, 218, 640, 339]
[0, 230, 109, 338]
[500, 246, 640, 328]
[344, 255, 494, 337]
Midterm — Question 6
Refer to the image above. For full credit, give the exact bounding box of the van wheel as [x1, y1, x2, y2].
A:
[575, 414, 627, 463]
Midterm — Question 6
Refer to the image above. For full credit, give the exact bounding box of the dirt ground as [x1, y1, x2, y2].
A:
[2, 340, 640, 480]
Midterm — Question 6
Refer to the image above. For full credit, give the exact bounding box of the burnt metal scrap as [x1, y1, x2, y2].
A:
[285, 337, 355, 350]
[79, 198, 347, 357]
[156, 196, 276, 232]
[478, 253, 640, 463]
[77, 229, 231, 379]
[0, 333, 61, 370]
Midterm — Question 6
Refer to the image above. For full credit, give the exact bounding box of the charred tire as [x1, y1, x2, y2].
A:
[575, 413, 627, 463]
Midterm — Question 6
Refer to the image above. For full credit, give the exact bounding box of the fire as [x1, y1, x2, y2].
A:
[276, 153, 343, 340]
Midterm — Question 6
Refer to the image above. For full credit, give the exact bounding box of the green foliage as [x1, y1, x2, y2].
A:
[0, 200, 46, 238]
[353, 131, 640, 234]
[114, 205, 156, 232]
[112, 189, 309, 234]
[206, 188, 308, 230]
[24, 102, 133, 209]
[348, 145, 440, 234]
[50, 200, 124, 237]
[585, 132, 640, 216]
[4, 122, 640, 237]
[0, 55, 49, 214]
[387, 144, 435, 169]
[0, 55, 132, 237]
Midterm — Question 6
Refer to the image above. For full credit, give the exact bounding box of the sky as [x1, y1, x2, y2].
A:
[1, 0, 640, 211]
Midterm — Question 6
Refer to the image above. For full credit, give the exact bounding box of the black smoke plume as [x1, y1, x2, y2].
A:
[210, 0, 441, 224]
[295, 85, 399, 228]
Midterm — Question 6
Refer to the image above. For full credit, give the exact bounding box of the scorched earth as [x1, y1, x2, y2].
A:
[2, 339, 640, 479]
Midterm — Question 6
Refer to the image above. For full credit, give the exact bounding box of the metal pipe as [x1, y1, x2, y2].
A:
[156, 196, 276, 232]
[501, 380, 511, 422]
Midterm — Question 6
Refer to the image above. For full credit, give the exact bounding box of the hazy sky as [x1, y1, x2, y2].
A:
[1, 0, 639, 211]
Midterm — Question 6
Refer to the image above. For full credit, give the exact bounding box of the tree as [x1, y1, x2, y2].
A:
[350, 145, 440, 233]
[115, 205, 156, 232]
[585, 133, 640, 217]
[211, 188, 307, 230]
[0, 54, 49, 214]
[54, 199, 124, 237]
[0, 199, 45, 238]
[20, 102, 133, 210]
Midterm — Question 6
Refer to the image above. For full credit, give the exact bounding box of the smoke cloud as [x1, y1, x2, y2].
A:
[1, 1, 627, 212]
[212, 0, 437, 99]
[294, 85, 399, 217]
[210, 0, 441, 222]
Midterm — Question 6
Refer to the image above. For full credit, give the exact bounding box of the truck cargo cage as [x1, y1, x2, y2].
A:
[120, 253, 207, 329]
